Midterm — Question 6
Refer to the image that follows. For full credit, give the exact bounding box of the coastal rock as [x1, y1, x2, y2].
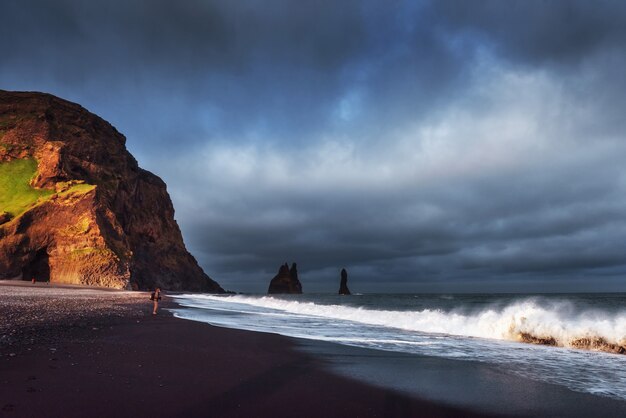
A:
[0, 211, 10, 225]
[268, 262, 302, 294]
[519, 332, 626, 355]
[0, 90, 223, 292]
[338, 268, 351, 295]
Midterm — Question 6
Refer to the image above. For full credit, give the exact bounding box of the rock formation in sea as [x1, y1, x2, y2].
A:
[268, 262, 303, 294]
[0, 90, 223, 292]
[338, 268, 351, 295]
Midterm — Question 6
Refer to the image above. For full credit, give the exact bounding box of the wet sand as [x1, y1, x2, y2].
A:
[297, 340, 626, 417]
[0, 283, 488, 417]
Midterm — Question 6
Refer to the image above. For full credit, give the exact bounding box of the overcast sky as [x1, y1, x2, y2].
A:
[2, 0, 626, 293]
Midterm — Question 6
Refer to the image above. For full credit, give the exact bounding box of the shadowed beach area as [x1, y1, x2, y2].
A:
[0, 282, 491, 418]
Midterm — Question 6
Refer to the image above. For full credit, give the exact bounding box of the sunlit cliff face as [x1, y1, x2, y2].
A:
[2, 0, 626, 292]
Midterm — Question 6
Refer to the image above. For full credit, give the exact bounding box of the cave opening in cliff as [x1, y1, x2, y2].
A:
[22, 249, 50, 282]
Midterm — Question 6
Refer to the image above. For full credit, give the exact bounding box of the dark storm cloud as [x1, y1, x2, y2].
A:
[432, 0, 626, 66]
[1, 0, 370, 147]
[174, 142, 626, 291]
[2, 1, 626, 292]
[1, 0, 366, 74]
[0, 0, 477, 148]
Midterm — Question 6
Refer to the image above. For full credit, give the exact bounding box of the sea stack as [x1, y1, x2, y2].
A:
[338, 268, 351, 295]
[0, 90, 223, 292]
[268, 262, 303, 294]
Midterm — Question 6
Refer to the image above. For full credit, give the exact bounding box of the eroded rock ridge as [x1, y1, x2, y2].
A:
[268, 262, 302, 294]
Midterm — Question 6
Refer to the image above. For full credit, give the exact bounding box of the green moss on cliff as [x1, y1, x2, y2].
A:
[0, 158, 53, 217]
[62, 183, 95, 195]
[68, 247, 116, 260]
[0, 158, 96, 219]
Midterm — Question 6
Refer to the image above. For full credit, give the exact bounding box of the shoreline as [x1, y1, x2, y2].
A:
[172, 294, 626, 417]
[0, 284, 490, 417]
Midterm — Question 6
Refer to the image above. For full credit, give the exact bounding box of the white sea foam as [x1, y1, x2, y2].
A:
[176, 294, 626, 352]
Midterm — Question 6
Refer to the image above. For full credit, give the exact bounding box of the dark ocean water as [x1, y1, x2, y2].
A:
[171, 293, 626, 401]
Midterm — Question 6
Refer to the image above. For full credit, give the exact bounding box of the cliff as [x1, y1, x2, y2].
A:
[0, 90, 223, 292]
[268, 263, 302, 294]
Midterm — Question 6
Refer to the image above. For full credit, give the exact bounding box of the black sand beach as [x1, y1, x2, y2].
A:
[0, 283, 488, 418]
[2, 283, 626, 418]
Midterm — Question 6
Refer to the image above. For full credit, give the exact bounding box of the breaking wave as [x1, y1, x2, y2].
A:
[183, 295, 626, 354]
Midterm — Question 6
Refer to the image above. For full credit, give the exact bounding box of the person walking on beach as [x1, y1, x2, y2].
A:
[150, 287, 162, 315]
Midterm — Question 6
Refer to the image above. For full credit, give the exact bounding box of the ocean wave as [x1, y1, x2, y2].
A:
[178, 294, 626, 354]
